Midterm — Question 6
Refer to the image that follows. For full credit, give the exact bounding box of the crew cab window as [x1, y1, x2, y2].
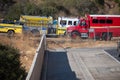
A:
[68, 21, 72, 25]
[92, 19, 98, 23]
[99, 19, 105, 24]
[74, 21, 77, 25]
[106, 19, 113, 24]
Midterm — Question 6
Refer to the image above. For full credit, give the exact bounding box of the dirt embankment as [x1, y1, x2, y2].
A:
[0, 35, 40, 72]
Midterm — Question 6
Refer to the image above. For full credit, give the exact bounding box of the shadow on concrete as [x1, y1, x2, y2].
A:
[41, 50, 80, 80]
[105, 48, 120, 61]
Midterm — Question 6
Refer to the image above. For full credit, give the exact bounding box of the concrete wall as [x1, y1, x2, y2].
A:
[26, 34, 46, 80]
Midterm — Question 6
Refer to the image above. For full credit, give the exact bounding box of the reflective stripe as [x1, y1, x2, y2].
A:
[90, 26, 120, 28]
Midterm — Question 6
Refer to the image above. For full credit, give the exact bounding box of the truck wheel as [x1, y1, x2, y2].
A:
[95, 36, 100, 40]
[71, 32, 80, 39]
[7, 30, 14, 37]
[102, 33, 112, 40]
[108, 33, 112, 40]
[64, 31, 66, 36]
[102, 33, 107, 40]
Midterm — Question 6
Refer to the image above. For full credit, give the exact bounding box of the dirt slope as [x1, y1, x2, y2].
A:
[0, 35, 39, 71]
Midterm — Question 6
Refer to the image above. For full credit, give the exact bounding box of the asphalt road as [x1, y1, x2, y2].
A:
[41, 47, 120, 80]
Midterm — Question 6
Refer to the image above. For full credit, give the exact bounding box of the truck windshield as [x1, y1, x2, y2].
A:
[75, 20, 80, 26]
[74, 21, 78, 26]
[80, 20, 86, 26]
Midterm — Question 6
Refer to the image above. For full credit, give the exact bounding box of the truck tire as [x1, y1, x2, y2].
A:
[64, 31, 66, 36]
[108, 33, 112, 40]
[102, 32, 112, 40]
[95, 36, 100, 40]
[71, 32, 80, 39]
[7, 30, 14, 37]
[102, 33, 107, 40]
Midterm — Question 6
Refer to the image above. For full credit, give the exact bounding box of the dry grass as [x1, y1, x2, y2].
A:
[0, 35, 40, 72]
[47, 37, 118, 49]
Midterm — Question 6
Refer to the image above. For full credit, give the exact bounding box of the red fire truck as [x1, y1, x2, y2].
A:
[67, 14, 120, 40]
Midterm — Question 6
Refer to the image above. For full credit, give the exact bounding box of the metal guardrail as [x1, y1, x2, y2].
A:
[26, 34, 46, 80]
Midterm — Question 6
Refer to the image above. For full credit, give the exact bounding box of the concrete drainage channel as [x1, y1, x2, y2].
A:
[25, 34, 120, 80]
[41, 48, 95, 80]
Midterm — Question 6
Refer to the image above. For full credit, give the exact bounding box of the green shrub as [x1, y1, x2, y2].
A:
[3, 0, 120, 19]
[95, 0, 104, 5]
[0, 44, 27, 80]
[40, 6, 58, 16]
[23, 2, 40, 15]
[114, 0, 120, 7]
[5, 4, 22, 20]
[0, 0, 15, 5]
[75, 0, 98, 15]
[114, 0, 120, 3]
